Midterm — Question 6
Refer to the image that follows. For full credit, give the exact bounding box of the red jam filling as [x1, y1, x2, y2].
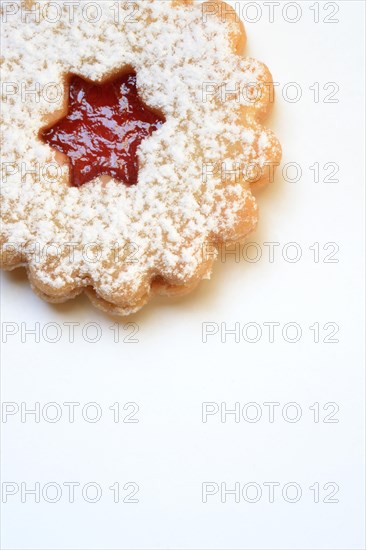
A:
[41, 72, 165, 187]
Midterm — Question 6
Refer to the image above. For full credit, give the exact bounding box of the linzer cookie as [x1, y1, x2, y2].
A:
[1, 0, 281, 315]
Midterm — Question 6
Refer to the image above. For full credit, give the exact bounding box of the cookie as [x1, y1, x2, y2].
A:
[1, 0, 282, 315]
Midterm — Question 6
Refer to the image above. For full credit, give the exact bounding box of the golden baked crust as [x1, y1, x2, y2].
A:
[1, 0, 281, 315]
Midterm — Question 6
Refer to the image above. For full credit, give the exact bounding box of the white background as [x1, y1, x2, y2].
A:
[1, 1, 365, 549]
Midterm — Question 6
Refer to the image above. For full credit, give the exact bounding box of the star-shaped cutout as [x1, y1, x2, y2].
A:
[40, 71, 165, 187]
